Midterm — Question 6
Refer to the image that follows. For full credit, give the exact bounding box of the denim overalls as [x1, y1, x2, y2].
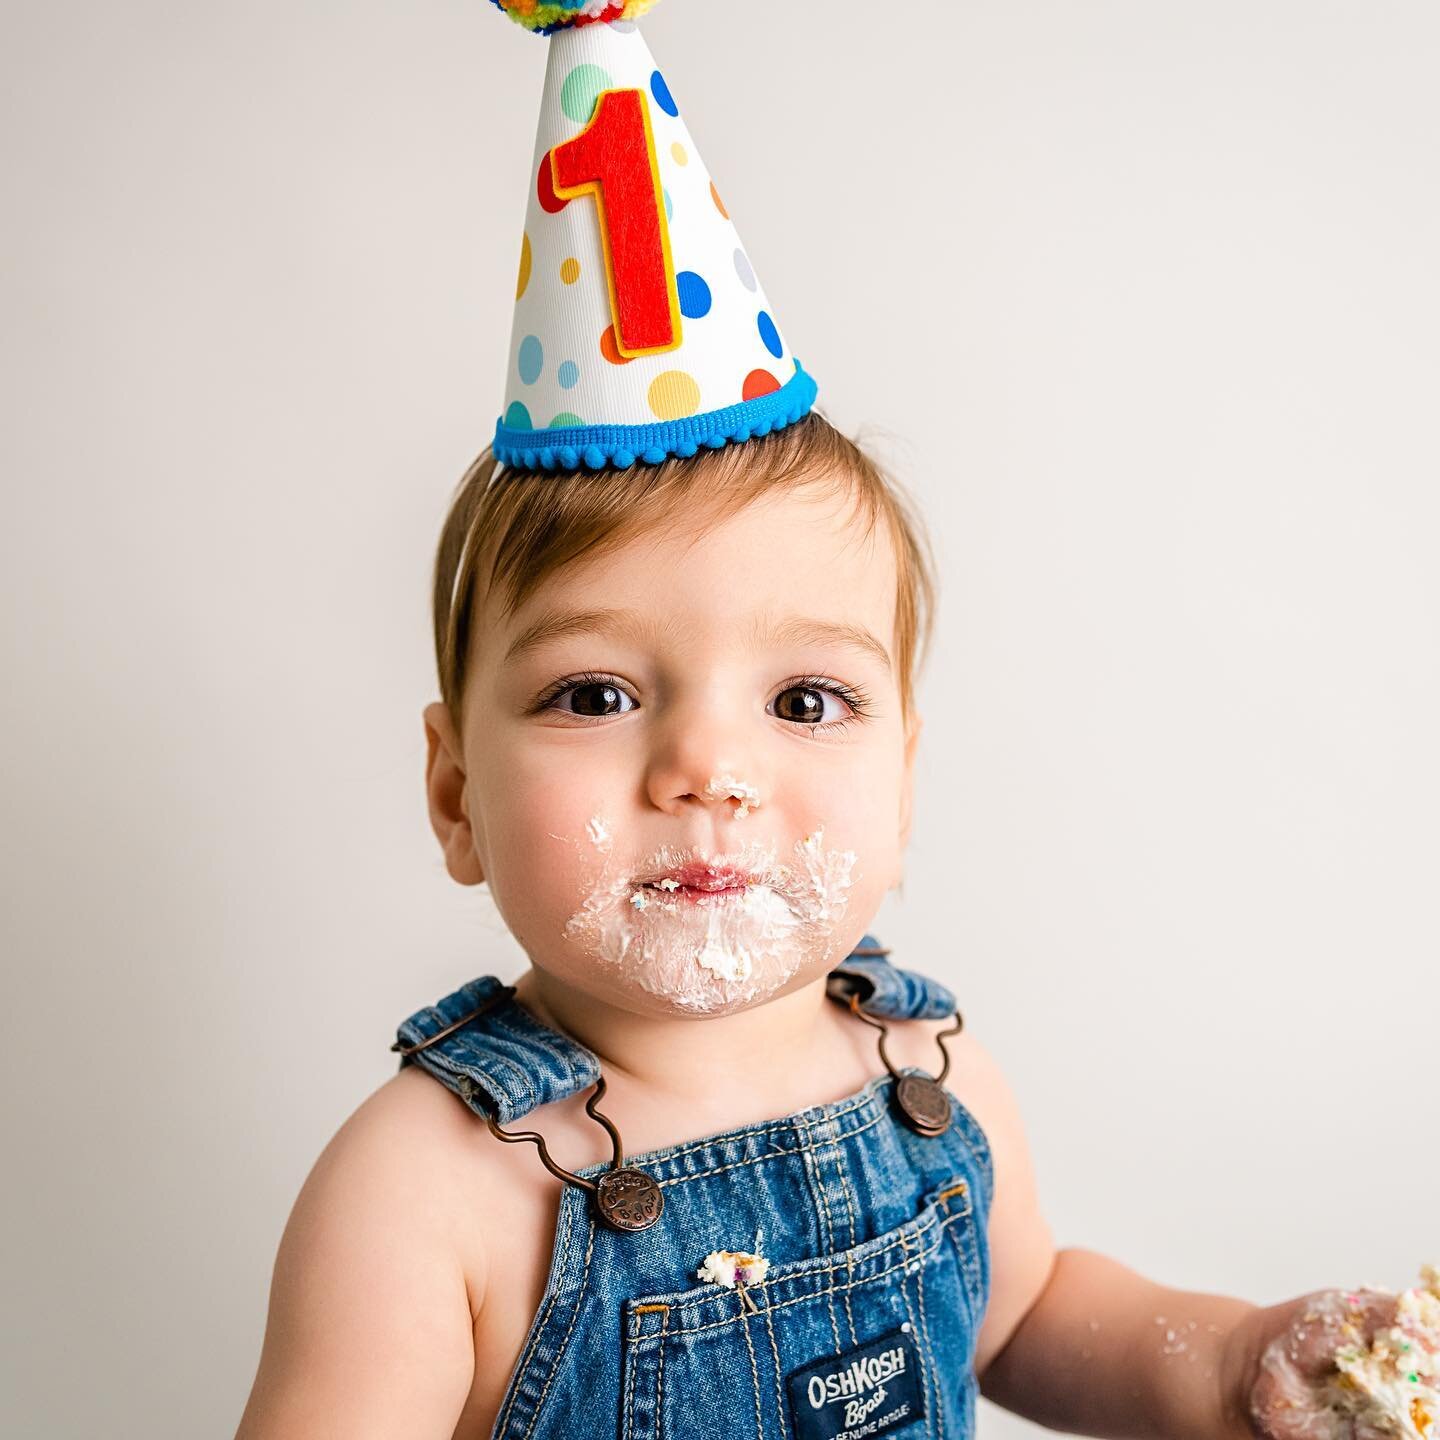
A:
[394, 935, 994, 1440]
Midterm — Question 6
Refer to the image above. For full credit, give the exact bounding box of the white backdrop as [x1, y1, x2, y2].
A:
[3, 3, 1437, 1436]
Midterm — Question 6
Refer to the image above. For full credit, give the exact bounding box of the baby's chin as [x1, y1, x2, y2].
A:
[549, 933, 837, 1021]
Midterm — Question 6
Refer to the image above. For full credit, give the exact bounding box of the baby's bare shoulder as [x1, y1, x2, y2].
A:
[355, 1064, 503, 1265]
[235, 1066, 493, 1437]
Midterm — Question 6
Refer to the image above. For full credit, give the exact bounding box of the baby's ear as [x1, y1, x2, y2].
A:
[422, 701, 485, 886]
[898, 712, 924, 850]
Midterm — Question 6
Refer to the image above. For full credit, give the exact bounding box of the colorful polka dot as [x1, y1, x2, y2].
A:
[516, 233, 532, 300]
[648, 370, 701, 420]
[710, 182, 728, 219]
[670, 141, 688, 166]
[561, 64, 613, 124]
[537, 150, 569, 214]
[504, 401, 533, 431]
[734, 248, 757, 292]
[518, 335, 544, 385]
[757, 311, 783, 359]
[663, 188, 672, 221]
[560, 257, 580, 285]
[549, 412, 584, 428]
[600, 325, 633, 366]
[650, 71, 678, 117]
[558, 360, 580, 389]
[676, 271, 712, 319]
[743, 369, 781, 402]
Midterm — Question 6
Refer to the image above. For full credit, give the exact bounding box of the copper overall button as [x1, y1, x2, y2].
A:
[895, 1073, 953, 1137]
[836, 990, 964, 1140]
[596, 1168, 665, 1232]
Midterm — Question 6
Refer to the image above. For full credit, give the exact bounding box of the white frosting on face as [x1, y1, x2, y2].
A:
[701, 773, 761, 819]
[562, 822, 857, 1014]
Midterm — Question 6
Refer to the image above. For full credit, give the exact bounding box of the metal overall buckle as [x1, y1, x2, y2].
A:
[840, 953, 964, 1138]
[391, 987, 663, 1233]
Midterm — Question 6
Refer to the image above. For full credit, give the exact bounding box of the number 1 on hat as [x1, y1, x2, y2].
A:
[551, 89, 683, 359]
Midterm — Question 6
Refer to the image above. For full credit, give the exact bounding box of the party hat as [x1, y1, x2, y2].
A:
[491, 0, 818, 471]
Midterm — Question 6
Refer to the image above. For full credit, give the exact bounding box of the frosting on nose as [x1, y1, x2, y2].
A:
[701, 773, 760, 819]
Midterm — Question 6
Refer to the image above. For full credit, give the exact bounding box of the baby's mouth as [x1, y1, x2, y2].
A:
[634, 861, 764, 905]
[640, 880, 750, 904]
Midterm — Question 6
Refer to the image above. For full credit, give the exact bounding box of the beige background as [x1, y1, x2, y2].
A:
[3, 2, 1438, 1436]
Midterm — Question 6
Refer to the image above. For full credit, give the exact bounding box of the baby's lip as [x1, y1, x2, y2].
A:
[640, 861, 758, 892]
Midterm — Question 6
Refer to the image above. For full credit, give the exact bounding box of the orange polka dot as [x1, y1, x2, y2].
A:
[560, 257, 580, 284]
[600, 324, 633, 366]
[710, 182, 728, 219]
[516, 233, 532, 300]
[742, 368, 781, 402]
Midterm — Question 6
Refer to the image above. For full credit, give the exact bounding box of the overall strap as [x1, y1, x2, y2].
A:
[393, 975, 600, 1125]
[826, 935, 959, 1019]
[393, 934, 956, 1125]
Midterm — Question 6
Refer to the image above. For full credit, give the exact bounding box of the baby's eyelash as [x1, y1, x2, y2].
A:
[783, 675, 875, 734]
[528, 670, 620, 713]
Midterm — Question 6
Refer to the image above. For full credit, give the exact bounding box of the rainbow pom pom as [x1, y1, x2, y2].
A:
[489, 0, 662, 35]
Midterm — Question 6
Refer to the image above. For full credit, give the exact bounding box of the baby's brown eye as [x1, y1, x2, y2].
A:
[773, 686, 827, 724]
[569, 682, 627, 716]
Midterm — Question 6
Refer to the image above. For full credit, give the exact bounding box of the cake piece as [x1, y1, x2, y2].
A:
[1324, 1265, 1440, 1439]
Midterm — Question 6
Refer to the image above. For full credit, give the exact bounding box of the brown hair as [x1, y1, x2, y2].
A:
[431, 411, 936, 732]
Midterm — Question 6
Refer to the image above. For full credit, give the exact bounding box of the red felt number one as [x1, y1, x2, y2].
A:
[551, 88, 682, 359]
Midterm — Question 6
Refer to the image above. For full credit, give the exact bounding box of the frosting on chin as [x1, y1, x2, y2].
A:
[561, 826, 858, 1014]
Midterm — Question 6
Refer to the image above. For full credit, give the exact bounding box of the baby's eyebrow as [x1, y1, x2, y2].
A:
[502, 605, 892, 675]
[756, 615, 893, 676]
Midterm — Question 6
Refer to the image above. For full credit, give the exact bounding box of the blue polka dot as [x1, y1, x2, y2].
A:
[676, 271, 712, 319]
[504, 401, 533, 431]
[558, 360, 580, 390]
[664, 189, 673, 221]
[757, 310, 782, 359]
[517, 334, 543, 385]
[650, 71, 678, 117]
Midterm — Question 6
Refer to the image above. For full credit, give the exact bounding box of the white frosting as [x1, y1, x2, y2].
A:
[562, 826, 857, 1013]
[701, 773, 761, 819]
[697, 1241, 771, 1289]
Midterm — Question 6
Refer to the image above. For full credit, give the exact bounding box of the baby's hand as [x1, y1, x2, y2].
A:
[1234, 1287, 1403, 1439]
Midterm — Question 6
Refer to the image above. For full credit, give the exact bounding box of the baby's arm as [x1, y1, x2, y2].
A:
[963, 1036, 1257, 1438]
[982, 1247, 1258, 1438]
[234, 1076, 477, 1439]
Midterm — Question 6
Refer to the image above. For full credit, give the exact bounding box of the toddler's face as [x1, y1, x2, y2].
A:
[424, 482, 920, 1018]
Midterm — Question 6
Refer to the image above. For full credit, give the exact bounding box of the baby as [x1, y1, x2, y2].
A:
[235, 6, 1420, 1438]
[234, 412, 1415, 1440]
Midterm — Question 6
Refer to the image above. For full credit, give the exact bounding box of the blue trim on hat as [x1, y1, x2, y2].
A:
[494, 361, 819, 472]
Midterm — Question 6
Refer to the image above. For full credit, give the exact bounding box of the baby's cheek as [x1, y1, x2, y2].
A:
[478, 787, 613, 943]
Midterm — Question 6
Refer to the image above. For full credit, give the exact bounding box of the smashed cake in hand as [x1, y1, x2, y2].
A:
[1251, 1265, 1440, 1440]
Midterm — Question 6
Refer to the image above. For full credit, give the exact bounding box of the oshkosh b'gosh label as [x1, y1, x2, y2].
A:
[785, 1327, 926, 1440]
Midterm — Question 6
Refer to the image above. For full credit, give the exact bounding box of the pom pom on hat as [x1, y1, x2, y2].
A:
[490, 0, 663, 34]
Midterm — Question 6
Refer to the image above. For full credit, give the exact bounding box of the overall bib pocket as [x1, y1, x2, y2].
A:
[618, 1176, 982, 1440]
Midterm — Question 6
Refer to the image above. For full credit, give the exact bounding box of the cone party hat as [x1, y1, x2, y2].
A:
[491, 0, 818, 471]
